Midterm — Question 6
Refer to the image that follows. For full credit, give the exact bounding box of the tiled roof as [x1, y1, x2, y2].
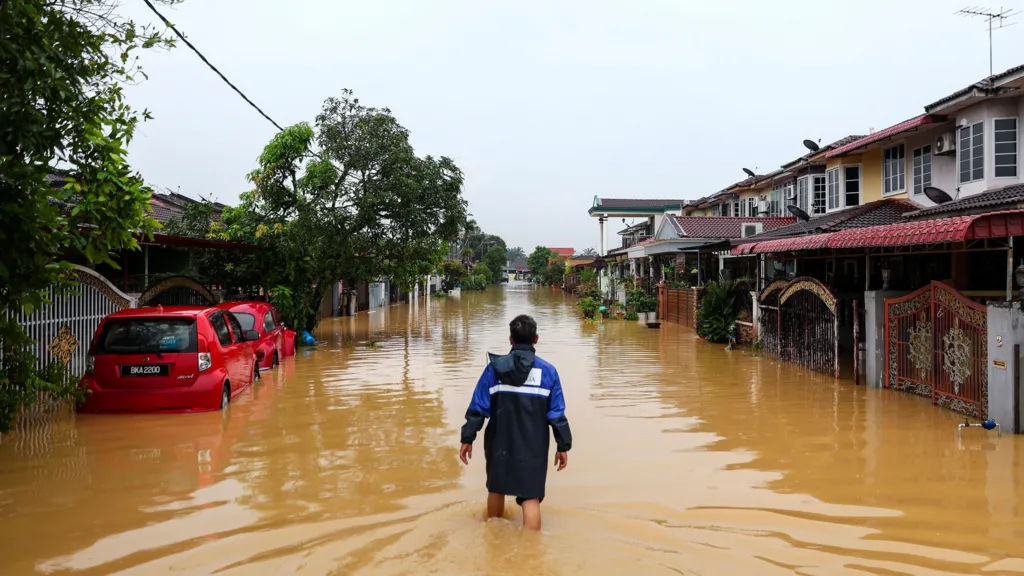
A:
[595, 198, 687, 209]
[674, 216, 795, 239]
[905, 184, 1024, 219]
[549, 247, 574, 256]
[926, 64, 1024, 111]
[783, 135, 866, 168]
[740, 199, 918, 241]
[825, 115, 946, 158]
[733, 210, 1024, 255]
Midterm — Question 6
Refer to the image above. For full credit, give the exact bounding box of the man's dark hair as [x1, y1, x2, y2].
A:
[509, 314, 538, 344]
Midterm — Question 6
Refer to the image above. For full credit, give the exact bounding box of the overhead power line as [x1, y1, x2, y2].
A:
[140, 0, 285, 131]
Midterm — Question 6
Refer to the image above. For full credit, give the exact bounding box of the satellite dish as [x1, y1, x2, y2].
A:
[802, 139, 820, 152]
[742, 168, 756, 178]
[924, 186, 953, 205]
[787, 204, 811, 222]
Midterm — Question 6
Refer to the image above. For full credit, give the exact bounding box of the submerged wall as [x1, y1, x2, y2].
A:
[986, 302, 1024, 433]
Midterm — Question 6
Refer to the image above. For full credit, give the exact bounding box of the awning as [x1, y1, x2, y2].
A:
[141, 232, 258, 250]
[732, 210, 1024, 255]
[825, 114, 946, 158]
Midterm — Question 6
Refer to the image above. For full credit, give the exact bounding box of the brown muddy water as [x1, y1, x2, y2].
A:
[1, 284, 1023, 575]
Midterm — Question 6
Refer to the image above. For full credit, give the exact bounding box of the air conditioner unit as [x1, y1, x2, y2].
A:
[757, 200, 769, 213]
[741, 224, 762, 238]
[935, 132, 956, 155]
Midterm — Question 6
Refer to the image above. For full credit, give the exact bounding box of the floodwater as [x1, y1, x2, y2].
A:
[1, 284, 1024, 575]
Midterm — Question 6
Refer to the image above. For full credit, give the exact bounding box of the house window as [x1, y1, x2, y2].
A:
[959, 121, 984, 183]
[882, 144, 906, 195]
[733, 200, 741, 217]
[738, 198, 746, 217]
[771, 182, 794, 217]
[844, 165, 861, 207]
[912, 145, 932, 195]
[796, 176, 809, 212]
[826, 168, 840, 211]
[812, 175, 826, 215]
[995, 118, 1018, 178]
[748, 197, 758, 217]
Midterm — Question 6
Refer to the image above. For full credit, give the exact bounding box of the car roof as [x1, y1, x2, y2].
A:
[215, 301, 272, 314]
[106, 306, 213, 319]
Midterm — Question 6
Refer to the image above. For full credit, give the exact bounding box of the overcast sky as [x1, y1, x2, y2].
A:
[122, 0, 1024, 253]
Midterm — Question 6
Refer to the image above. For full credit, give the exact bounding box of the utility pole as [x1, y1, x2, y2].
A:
[957, 6, 1020, 77]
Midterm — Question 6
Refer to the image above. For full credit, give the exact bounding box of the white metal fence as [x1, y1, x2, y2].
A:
[3, 265, 135, 382]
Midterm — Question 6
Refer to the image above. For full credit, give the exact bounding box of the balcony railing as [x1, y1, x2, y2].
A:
[621, 234, 651, 249]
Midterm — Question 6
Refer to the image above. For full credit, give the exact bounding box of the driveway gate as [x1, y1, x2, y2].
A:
[3, 265, 135, 380]
[757, 279, 788, 358]
[884, 281, 988, 418]
[778, 277, 839, 377]
[137, 275, 217, 307]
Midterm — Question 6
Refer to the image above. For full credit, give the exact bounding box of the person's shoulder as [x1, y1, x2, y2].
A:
[534, 356, 558, 374]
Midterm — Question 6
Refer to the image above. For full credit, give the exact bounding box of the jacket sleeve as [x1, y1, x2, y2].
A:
[460, 366, 493, 444]
[547, 368, 572, 452]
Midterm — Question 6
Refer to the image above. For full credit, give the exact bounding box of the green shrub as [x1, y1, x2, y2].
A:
[462, 274, 488, 291]
[576, 280, 601, 300]
[576, 297, 600, 319]
[697, 280, 737, 343]
[624, 311, 639, 321]
[580, 268, 597, 284]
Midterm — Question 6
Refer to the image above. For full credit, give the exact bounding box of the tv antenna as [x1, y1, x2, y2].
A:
[956, 6, 1020, 77]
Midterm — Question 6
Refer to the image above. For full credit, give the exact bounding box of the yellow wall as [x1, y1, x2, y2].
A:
[826, 149, 912, 206]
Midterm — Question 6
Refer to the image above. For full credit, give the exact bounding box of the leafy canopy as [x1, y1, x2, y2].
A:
[0, 0, 178, 432]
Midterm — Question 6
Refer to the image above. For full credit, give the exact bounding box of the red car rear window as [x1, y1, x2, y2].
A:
[96, 318, 198, 354]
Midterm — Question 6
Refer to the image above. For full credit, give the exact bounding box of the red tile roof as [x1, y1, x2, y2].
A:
[549, 247, 574, 256]
[674, 216, 795, 239]
[732, 210, 1024, 255]
[825, 115, 946, 158]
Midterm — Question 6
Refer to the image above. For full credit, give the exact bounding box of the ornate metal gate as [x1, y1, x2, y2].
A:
[757, 279, 787, 357]
[778, 277, 839, 377]
[3, 265, 135, 380]
[884, 282, 988, 418]
[137, 275, 217, 307]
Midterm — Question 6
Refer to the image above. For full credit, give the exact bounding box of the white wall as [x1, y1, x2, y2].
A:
[954, 97, 1022, 199]
[902, 126, 957, 209]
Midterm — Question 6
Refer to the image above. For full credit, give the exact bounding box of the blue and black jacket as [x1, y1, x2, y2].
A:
[461, 343, 572, 502]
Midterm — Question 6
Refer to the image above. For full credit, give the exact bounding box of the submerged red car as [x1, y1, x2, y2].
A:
[215, 302, 285, 370]
[79, 306, 260, 413]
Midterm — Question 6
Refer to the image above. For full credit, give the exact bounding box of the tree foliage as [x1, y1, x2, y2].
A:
[0, 0, 178, 432]
[483, 245, 507, 283]
[527, 247, 556, 283]
[506, 246, 525, 262]
[177, 92, 467, 331]
[440, 260, 468, 290]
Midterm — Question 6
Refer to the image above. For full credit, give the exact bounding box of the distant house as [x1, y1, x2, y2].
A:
[549, 247, 575, 258]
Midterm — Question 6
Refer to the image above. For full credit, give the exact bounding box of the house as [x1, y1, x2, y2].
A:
[588, 197, 687, 256]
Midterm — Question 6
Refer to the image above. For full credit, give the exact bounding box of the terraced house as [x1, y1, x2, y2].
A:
[589, 64, 1024, 432]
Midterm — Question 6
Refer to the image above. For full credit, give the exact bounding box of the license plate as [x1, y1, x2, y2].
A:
[121, 364, 170, 377]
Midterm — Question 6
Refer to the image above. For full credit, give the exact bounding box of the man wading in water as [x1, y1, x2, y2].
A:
[459, 314, 572, 531]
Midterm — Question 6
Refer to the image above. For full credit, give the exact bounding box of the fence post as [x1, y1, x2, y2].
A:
[853, 299, 859, 385]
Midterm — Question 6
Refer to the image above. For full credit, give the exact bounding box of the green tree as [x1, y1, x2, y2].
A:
[0, 0, 179, 432]
[483, 245, 507, 283]
[506, 246, 526, 262]
[473, 263, 492, 284]
[440, 260, 468, 289]
[202, 93, 465, 331]
[579, 247, 598, 256]
[527, 246, 555, 282]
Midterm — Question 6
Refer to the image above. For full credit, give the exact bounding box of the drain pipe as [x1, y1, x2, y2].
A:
[957, 418, 1001, 438]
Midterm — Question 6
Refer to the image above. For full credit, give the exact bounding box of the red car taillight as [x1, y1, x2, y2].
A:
[198, 353, 212, 372]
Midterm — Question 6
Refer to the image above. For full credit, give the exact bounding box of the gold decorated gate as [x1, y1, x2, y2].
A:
[884, 282, 988, 418]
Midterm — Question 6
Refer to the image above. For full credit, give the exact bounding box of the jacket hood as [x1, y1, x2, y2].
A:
[487, 343, 535, 387]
